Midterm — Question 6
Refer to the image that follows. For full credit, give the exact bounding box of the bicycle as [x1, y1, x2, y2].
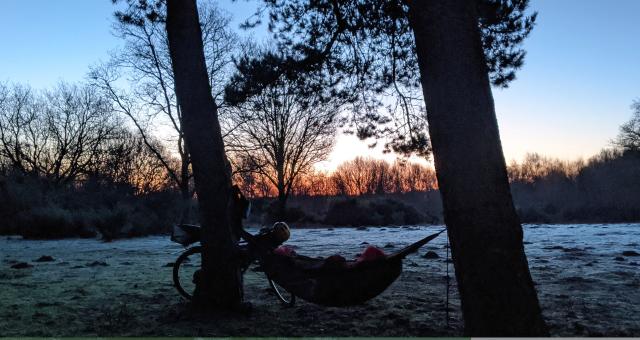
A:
[171, 223, 296, 306]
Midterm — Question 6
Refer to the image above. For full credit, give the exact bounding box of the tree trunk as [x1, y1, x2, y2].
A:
[166, 0, 242, 309]
[276, 181, 288, 221]
[406, 0, 548, 336]
[276, 191, 287, 221]
[179, 151, 192, 224]
[276, 160, 287, 221]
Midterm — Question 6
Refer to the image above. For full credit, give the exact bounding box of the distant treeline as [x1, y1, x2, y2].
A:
[508, 150, 640, 223]
[0, 82, 192, 239]
[1, 81, 639, 238]
[235, 157, 438, 198]
[240, 151, 640, 227]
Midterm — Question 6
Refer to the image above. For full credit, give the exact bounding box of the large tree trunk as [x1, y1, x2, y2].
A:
[166, 0, 242, 309]
[406, 0, 548, 336]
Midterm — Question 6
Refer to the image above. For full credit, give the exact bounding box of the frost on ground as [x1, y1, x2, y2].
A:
[1, 224, 639, 336]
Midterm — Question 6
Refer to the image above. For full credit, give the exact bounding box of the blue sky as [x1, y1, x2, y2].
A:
[1, 0, 639, 168]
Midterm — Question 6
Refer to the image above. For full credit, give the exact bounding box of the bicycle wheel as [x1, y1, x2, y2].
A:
[267, 275, 296, 306]
[173, 246, 202, 300]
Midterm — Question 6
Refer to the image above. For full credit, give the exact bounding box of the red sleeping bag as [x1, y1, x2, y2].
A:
[274, 245, 386, 268]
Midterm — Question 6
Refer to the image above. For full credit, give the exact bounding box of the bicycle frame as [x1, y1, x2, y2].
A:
[171, 224, 295, 305]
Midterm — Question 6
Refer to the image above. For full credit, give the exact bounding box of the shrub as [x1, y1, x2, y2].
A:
[370, 199, 425, 225]
[0, 172, 183, 239]
[18, 206, 96, 239]
[324, 199, 372, 226]
[517, 207, 551, 224]
[93, 207, 128, 241]
[261, 200, 315, 224]
[323, 198, 428, 227]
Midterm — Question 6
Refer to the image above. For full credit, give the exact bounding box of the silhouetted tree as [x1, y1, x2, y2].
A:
[111, 0, 244, 309]
[573, 148, 640, 221]
[330, 157, 437, 196]
[410, 2, 546, 335]
[290, 170, 337, 196]
[92, 1, 238, 221]
[234, 157, 437, 198]
[225, 68, 339, 220]
[508, 153, 582, 183]
[613, 99, 640, 152]
[238, 0, 546, 335]
[91, 129, 171, 194]
[396, 161, 438, 192]
[165, 0, 243, 309]
[0, 82, 122, 184]
[332, 157, 389, 195]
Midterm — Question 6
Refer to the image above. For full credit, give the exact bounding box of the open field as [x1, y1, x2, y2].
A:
[1, 224, 639, 336]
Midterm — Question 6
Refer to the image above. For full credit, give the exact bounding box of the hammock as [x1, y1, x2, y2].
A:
[260, 229, 445, 307]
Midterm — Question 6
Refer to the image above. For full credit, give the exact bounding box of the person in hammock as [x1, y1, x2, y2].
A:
[229, 187, 445, 307]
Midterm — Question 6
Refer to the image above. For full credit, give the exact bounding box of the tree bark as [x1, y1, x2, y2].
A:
[276, 191, 287, 221]
[166, 0, 242, 309]
[276, 175, 288, 221]
[275, 150, 287, 221]
[179, 149, 192, 223]
[406, 0, 548, 336]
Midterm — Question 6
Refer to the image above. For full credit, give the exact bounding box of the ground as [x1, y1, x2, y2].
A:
[1, 224, 639, 336]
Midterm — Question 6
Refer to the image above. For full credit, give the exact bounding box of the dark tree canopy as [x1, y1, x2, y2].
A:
[99, 0, 237, 208]
[112, 0, 166, 26]
[225, 70, 340, 219]
[111, 0, 536, 159]
[227, 0, 536, 158]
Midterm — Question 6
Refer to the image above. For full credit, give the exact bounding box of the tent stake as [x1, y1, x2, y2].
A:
[445, 231, 450, 329]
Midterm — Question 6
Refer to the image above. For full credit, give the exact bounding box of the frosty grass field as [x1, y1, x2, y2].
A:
[1, 223, 639, 336]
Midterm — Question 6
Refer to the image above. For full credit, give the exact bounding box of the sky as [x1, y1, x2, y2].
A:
[1, 0, 639, 171]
